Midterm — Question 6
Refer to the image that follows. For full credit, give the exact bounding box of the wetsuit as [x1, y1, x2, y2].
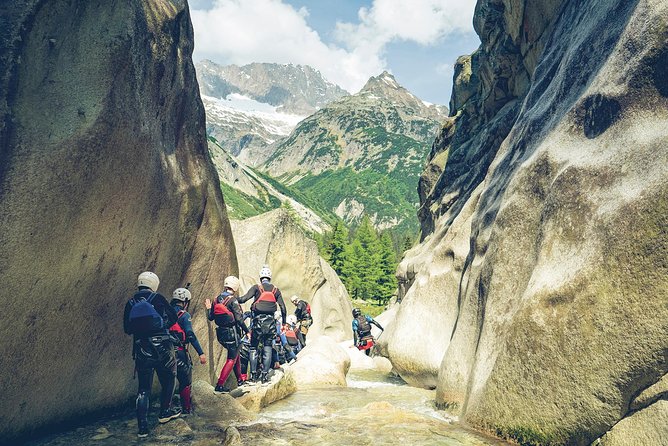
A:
[352, 314, 383, 356]
[208, 291, 249, 388]
[170, 302, 204, 412]
[294, 299, 313, 346]
[238, 280, 287, 381]
[123, 287, 179, 426]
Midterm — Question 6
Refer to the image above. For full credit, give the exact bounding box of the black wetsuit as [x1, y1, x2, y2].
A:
[238, 280, 287, 380]
[171, 302, 204, 411]
[123, 287, 178, 424]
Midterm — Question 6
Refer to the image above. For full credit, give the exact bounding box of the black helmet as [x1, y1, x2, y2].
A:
[352, 308, 361, 317]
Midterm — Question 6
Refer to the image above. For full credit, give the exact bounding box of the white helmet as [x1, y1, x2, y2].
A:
[259, 265, 272, 280]
[137, 271, 159, 291]
[287, 315, 297, 325]
[290, 295, 299, 304]
[172, 288, 192, 302]
[224, 275, 240, 293]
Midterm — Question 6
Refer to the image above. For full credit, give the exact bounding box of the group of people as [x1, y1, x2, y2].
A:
[123, 266, 313, 438]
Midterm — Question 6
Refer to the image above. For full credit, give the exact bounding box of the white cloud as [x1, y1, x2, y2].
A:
[191, 0, 475, 93]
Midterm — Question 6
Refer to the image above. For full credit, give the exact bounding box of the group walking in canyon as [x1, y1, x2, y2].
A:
[123, 266, 312, 438]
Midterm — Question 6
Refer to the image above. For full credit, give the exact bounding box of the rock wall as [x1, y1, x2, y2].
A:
[385, 0, 668, 444]
[0, 0, 236, 442]
[231, 209, 353, 341]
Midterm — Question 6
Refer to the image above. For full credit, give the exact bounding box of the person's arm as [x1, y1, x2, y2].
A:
[206, 296, 216, 321]
[352, 319, 359, 344]
[123, 301, 132, 335]
[180, 312, 205, 356]
[237, 285, 258, 304]
[275, 289, 287, 324]
[370, 317, 384, 331]
[232, 299, 250, 334]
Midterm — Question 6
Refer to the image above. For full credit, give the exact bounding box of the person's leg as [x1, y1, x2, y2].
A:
[261, 334, 274, 382]
[175, 349, 193, 413]
[155, 341, 179, 422]
[249, 328, 260, 381]
[216, 343, 239, 390]
[135, 357, 154, 436]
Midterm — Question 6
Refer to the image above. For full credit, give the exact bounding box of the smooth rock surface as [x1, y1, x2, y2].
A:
[190, 381, 255, 422]
[235, 368, 297, 412]
[289, 336, 351, 389]
[231, 208, 353, 341]
[387, 0, 668, 444]
[0, 1, 236, 441]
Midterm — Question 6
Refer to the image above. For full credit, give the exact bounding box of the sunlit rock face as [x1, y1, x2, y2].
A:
[385, 0, 668, 443]
[231, 208, 353, 342]
[0, 0, 236, 441]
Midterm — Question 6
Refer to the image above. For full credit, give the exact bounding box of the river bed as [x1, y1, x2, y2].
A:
[234, 368, 509, 446]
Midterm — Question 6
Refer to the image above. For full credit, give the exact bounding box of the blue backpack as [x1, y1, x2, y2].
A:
[128, 293, 164, 335]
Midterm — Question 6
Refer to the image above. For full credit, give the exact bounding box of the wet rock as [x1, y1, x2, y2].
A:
[236, 368, 297, 412]
[231, 208, 353, 342]
[190, 380, 255, 422]
[289, 336, 351, 389]
[222, 426, 242, 446]
[90, 427, 112, 440]
[153, 418, 194, 442]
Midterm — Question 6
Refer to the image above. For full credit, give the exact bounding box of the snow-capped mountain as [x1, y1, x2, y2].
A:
[196, 61, 349, 158]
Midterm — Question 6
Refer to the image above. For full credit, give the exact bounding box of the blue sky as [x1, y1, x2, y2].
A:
[190, 0, 480, 105]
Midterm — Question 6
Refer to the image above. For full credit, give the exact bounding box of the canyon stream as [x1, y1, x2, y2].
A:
[26, 365, 510, 446]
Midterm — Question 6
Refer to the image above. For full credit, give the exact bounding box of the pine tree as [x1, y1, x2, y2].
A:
[378, 231, 398, 304]
[326, 220, 348, 276]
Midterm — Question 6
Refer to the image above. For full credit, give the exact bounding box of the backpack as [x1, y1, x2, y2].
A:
[356, 315, 371, 336]
[285, 328, 299, 346]
[213, 293, 235, 327]
[128, 293, 163, 335]
[305, 302, 311, 315]
[169, 310, 186, 344]
[252, 284, 277, 315]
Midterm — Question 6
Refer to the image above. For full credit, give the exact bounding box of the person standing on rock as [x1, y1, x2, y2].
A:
[238, 265, 287, 384]
[352, 308, 384, 356]
[205, 275, 249, 392]
[290, 295, 313, 346]
[169, 287, 206, 414]
[123, 271, 181, 438]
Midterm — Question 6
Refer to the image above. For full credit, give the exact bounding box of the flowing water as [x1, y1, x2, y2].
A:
[26, 367, 509, 445]
[235, 368, 509, 446]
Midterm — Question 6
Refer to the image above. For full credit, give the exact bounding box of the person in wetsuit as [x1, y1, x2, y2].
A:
[169, 287, 206, 414]
[123, 271, 180, 438]
[352, 308, 384, 356]
[237, 265, 287, 383]
[206, 275, 250, 392]
[290, 295, 313, 346]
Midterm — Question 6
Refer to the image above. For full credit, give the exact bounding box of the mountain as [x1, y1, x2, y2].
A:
[207, 137, 336, 233]
[195, 61, 349, 158]
[256, 71, 448, 232]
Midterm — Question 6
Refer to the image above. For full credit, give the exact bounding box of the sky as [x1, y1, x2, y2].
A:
[189, 0, 481, 106]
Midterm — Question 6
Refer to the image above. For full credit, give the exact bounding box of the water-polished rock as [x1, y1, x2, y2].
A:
[0, 1, 236, 442]
[235, 367, 297, 412]
[190, 380, 255, 422]
[289, 336, 351, 389]
[386, 0, 668, 444]
[231, 208, 353, 341]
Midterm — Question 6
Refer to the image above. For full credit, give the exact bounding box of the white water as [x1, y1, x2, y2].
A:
[235, 368, 509, 446]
